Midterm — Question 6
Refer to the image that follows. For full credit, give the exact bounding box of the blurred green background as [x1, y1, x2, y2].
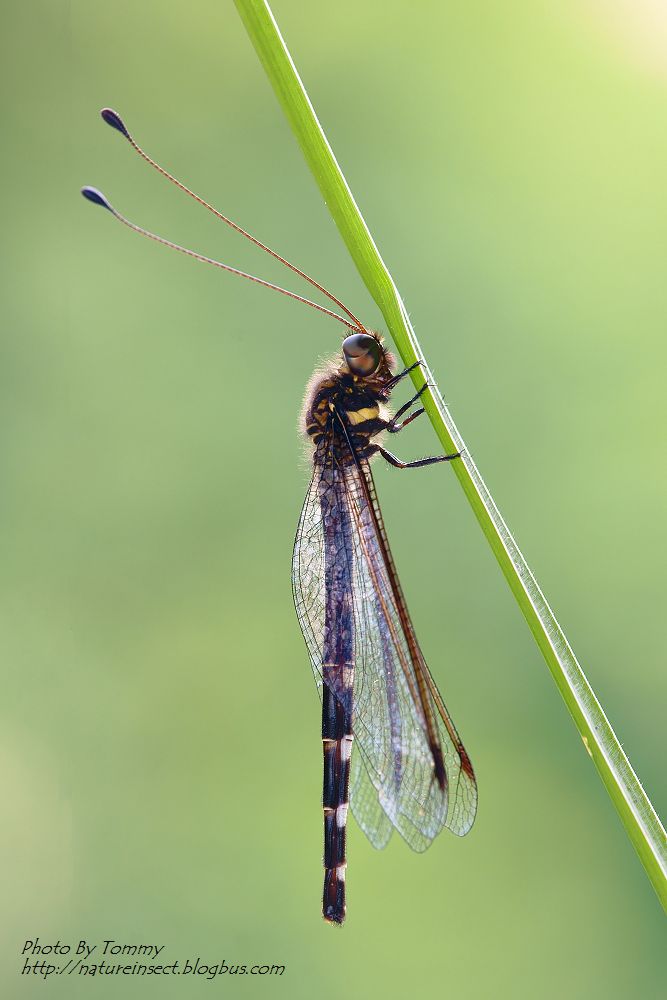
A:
[1, 1, 665, 997]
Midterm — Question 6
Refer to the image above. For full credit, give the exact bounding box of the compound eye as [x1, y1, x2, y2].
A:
[342, 333, 382, 376]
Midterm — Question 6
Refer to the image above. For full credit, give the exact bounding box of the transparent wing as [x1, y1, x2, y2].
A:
[349, 742, 394, 850]
[292, 442, 477, 851]
[293, 464, 393, 850]
[344, 458, 477, 846]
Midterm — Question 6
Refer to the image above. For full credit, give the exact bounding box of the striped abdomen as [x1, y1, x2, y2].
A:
[320, 464, 354, 924]
[322, 684, 353, 924]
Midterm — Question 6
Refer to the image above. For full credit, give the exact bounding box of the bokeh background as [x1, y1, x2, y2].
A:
[2, 2, 665, 997]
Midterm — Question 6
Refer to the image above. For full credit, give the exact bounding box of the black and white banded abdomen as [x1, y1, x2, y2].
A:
[322, 684, 353, 923]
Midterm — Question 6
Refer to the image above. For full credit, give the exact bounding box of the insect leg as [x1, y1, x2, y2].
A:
[384, 359, 423, 390]
[376, 445, 461, 469]
[390, 382, 430, 422]
[386, 382, 433, 433]
[387, 407, 426, 432]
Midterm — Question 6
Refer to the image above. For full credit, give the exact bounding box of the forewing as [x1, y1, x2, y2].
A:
[344, 461, 477, 848]
[349, 743, 394, 850]
[292, 447, 477, 852]
[293, 463, 392, 849]
[292, 467, 327, 699]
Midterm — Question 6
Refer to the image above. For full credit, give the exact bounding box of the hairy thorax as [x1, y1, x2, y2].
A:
[302, 364, 391, 467]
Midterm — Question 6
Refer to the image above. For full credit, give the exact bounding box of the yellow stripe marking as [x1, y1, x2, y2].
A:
[345, 405, 379, 425]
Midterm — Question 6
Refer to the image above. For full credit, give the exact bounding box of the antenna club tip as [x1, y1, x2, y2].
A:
[100, 108, 130, 138]
[81, 186, 113, 211]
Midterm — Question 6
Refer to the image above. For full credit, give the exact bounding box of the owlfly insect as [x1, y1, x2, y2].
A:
[82, 109, 477, 925]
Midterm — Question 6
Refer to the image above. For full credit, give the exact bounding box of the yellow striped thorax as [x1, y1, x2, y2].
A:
[344, 404, 380, 426]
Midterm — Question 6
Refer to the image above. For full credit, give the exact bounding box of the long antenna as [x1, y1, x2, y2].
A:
[94, 108, 368, 334]
[80, 187, 361, 332]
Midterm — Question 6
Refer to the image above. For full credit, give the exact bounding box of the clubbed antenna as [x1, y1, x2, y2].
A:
[89, 107, 367, 333]
[80, 187, 361, 331]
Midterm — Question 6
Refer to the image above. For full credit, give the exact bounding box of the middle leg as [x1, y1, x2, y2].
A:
[387, 382, 432, 433]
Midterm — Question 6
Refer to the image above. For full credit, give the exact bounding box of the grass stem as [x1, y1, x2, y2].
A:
[235, 0, 667, 907]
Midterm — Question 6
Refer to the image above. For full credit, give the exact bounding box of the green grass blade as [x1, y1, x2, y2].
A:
[234, 0, 667, 907]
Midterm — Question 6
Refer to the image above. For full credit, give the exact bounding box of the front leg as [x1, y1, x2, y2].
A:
[384, 360, 423, 391]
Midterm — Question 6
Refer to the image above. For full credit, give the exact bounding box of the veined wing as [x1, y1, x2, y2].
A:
[293, 455, 393, 850]
[345, 440, 477, 843]
[292, 417, 477, 850]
